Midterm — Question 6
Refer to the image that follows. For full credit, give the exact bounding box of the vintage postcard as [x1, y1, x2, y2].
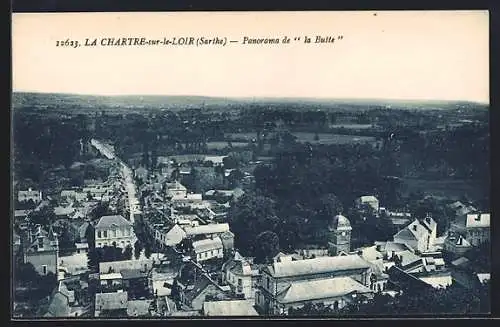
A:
[11, 11, 490, 318]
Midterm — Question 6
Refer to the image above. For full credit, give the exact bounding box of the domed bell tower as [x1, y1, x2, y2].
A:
[328, 214, 352, 256]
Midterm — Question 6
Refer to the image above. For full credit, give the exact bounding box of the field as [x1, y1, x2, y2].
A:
[292, 133, 377, 145]
[402, 177, 487, 202]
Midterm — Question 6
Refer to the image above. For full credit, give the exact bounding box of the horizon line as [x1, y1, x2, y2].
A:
[12, 90, 489, 106]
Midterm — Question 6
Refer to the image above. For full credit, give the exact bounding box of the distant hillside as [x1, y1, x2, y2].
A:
[12, 92, 241, 110]
[12, 92, 488, 112]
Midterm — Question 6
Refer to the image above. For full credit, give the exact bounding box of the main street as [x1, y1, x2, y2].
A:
[91, 139, 143, 257]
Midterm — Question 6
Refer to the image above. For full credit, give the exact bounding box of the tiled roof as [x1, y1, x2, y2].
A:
[45, 292, 71, 317]
[184, 223, 230, 236]
[267, 255, 371, 278]
[120, 269, 148, 280]
[398, 250, 422, 267]
[203, 299, 258, 316]
[358, 195, 379, 203]
[192, 237, 223, 253]
[276, 277, 372, 304]
[394, 219, 431, 242]
[451, 257, 470, 267]
[417, 272, 453, 289]
[184, 275, 212, 303]
[99, 259, 153, 274]
[127, 300, 152, 317]
[95, 292, 128, 311]
[95, 215, 132, 229]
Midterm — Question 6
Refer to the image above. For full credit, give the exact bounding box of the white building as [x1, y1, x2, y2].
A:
[355, 195, 380, 213]
[18, 188, 43, 203]
[95, 215, 135, 249]
[192, 237, 224, 262]
[393, 216, 437, 253]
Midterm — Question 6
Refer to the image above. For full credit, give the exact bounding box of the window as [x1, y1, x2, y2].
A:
[97, 243, 102, 247]
[204, 252, 207, 258]
[103, 231, 108, 238]
[97, 231, 102, 238]
[211, 250, 214, 256]
[238, 279, 242, 286]
[267, 277, 270, 289]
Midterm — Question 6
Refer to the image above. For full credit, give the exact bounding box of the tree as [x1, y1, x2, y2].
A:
[134, 240, 143, 259]
[316, 193, 344, 220]
[228, 192, 280, 256]
[14, 262, 39, 287]
[254, 231, 280, 264]
[29, 206, 56, 228]
[144, 244, 152, 259]
[124, 244, 133, 260]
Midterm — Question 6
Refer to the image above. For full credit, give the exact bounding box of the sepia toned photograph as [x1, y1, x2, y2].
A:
[11, 11, 490, 318]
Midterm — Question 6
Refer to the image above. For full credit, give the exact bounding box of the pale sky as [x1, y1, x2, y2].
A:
[12, 11, 489, 103]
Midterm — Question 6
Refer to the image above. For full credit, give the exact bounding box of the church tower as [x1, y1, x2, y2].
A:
[328, 214, 352, 256]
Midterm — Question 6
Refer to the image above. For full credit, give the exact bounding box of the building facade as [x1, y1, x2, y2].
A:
[95, 215, 135, 248]
[255, 255, 372, 314]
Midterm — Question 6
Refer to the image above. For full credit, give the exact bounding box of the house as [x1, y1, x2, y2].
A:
[155, 224, 187, 248]
[94, 291, 128, 317]
[183, 223, 231, 240]
[393, 215, 437, 253]
[99, 259, 154, 275]
[54, 205, 76, 219]
[355, 195, 380, 213]
[121, 269, 150, 299]
[203, 299, 259, 316]
[367, 259, 390, 292]
[134, 166, 149, 182]
[150, 266, 178, 297]
[94, 215, 135, 249]
[374, 241, 413, 259]
[23, 226, 59, 276]
[165, 181, 188, 199]
[179, 274, 232, 311]
[386, 266, 433, 293]
[255, 255, 372, 314]
[444, 234, 472, 257]
[44, 292, 71, 317]
[448, 201, 477, 218]
[14, 209, 31, 222]
[222, 251, 261, 299]
[450, 213, 490, 246]
[273, 277, 373, 315]
[58, 253, 89, 277]
[220, 231, 235, 253]
[204, 155, 227, 166]
[192, 237, 224, 262]
[13, 231, 21, 255]
[18, 188, 43, 203]
[414, 271, 453, 289]
[99, 272, 124, 291]
[127, 299, 153, 317]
